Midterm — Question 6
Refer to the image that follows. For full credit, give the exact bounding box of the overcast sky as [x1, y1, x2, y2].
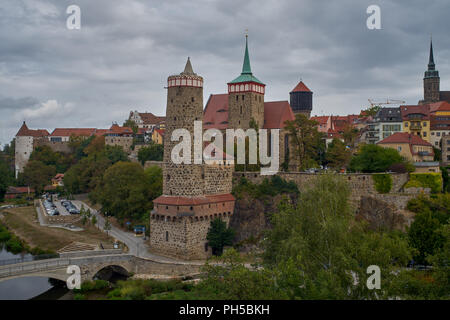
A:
[0, 0, 449, 146]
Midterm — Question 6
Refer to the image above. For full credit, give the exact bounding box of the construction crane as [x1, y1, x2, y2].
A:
[368, 99, 406, 107]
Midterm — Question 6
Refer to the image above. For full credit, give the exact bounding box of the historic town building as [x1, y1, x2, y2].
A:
[14, 121, 49, 178]
[150, 58, 235, 260]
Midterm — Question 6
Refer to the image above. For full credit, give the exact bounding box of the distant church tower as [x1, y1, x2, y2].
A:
[290, 81, 313, 118]
[227, 35, 265, 130]
[423, 38, 440, 104]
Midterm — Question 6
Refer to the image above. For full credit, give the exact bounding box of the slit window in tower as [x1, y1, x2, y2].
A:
[166, 231, 169, 242]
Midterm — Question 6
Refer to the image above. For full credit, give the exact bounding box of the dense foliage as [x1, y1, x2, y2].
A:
[232, 175, 299, 200]
[137, 143, 164, 165]
[404, 173, 443, 193]
[206, 219, 235, 256]
[284, 114, 326, 171]
[324, 138, 351, 169]
[90, 163, 162, 223]
[348, 144, 411, 173]
[372, 173, 392, 193]
[406, 194, 449, 265]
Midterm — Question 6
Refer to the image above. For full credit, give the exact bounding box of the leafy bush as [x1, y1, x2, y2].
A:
[78, 280, 109, 293]
[232, 176, 298, 199]
[349, 144, 409, 173]
[372, 174, 392, 193]
[73, 293, 86, 300]
[404, 173, 443, 193]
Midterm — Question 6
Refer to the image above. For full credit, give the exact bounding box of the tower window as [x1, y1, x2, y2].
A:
[166, 231, 169, 242]
[242, 95, 245, 101]
[192, 97, 195, 102]
[236, 95, 238, 101]
[240, 106, 242, 114]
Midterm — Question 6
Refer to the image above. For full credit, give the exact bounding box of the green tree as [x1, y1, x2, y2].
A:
[348, 144, 409, 173]
[123, 119, 138, 134]
[91, 162, 155, 222]
[0, 160, 14, 201]
[284, 114, 325, 170]
[263, 174, 412, 299]
[104, 218, 112, 236]
[325, 138, 351, 169]
[137, 143, 164, 165]
[408, 209, 446, 265]
[206, 219, 235, 256]
[30, 145, 73, 173]
[91, 215, 97, 227]
[20, 160, 56, 194]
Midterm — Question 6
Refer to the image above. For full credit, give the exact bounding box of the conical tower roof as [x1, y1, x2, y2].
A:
[181, 57, 196, 75]
[16, 121, 30, 136]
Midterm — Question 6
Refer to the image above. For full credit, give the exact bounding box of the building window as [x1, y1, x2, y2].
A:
[405, 122, 408, 127]
[398, 146, 402, 152]
[423, 122, 427, 127]
[242, 95, 245, 101]
[166, 231, 169, 242]
[204, 243, 209, 252]
[423, 132, 427, 137]
[190, 206, 193, 211]
[236, 95, 238, 101]
[437, 132, 441, 136]
[192, 97, 194, 102]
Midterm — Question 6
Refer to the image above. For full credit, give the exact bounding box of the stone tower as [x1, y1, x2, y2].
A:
[162, 57, 204, 197]
[151, 58, 235, 260]
[423, 38, 440, 103]
[227, 35, 265, 130]
[290, 81, 313, 118]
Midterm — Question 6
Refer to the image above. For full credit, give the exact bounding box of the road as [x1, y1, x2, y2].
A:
[71, 200, 188, 264]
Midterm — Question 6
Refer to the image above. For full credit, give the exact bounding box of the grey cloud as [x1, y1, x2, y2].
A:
[0, 0, 449, 146]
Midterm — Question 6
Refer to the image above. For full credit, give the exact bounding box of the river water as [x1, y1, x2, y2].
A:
[0, 247, 68, 300]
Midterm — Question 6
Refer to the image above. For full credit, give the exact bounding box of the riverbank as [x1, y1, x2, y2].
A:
[1, 206, 114, 253]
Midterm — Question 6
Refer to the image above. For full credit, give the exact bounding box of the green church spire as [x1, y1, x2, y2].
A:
[229, 34, 264, 85]
[241, 35, 252, 75]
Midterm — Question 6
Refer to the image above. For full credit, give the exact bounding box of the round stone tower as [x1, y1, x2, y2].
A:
[151, 58, 236, 260]
[163, 58, 204, 197]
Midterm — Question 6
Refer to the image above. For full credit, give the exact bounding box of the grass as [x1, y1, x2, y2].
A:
[2, 206, 114, 252]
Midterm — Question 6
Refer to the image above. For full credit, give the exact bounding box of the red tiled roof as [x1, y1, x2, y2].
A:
[139, 113, 165, 125]
[153, 194, 235, 206]
[50, 128, 96, 137]
[400, 105, 430, 120]
[290, 81, 311, 93]
[154, 128, 165, 136]
[54, 173, 64, 179]
[107, 124, 133, 135]
[428, 101, 450, 113]
[6, 186, 34, 194]
[203, 94, 229, 130]
[310, 116, 329, 125]
[16, 122, 49, 137]
[377, 132, 432, 147]
[203, 94, 295, 130]
[263, 101, 295, 129]
[93, 129, 110, 136]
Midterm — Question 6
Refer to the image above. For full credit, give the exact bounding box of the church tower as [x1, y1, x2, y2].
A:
[228, 35, 265, 130]
[423, 38, 440, 103]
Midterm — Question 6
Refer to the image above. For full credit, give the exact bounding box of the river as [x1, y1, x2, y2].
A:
[0, 246, 69, 300]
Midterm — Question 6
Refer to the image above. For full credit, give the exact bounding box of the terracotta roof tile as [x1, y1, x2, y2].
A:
[377, 132, 432, 146]
[153, 194, 235, 206]
[290, 81, 311, 93]
[50, 128, 96, 137]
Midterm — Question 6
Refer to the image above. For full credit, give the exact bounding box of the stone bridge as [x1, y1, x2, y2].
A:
[0, 250, 203, 283]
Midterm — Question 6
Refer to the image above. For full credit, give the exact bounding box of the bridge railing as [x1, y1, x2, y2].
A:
[0, 258, 71, 278]
[0, 253, 60, 267]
